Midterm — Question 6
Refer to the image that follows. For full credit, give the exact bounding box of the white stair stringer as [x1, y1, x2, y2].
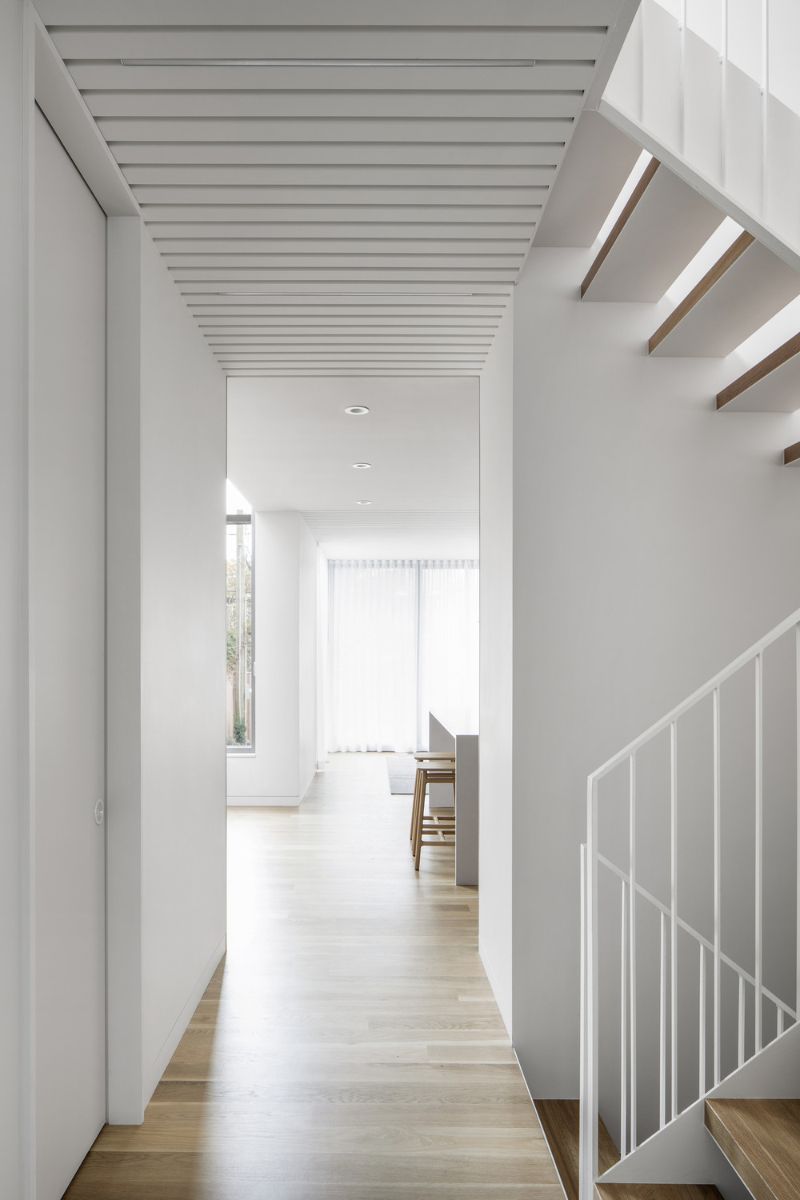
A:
[596, 1019, 800, 1198]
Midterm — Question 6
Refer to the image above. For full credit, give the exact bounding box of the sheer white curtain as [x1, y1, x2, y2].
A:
[327, 561, 418, 752]
[417, 561, 479, 747]
[326, 560, 479, 753]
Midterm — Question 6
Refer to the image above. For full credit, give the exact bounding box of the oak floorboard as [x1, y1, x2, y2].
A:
[65, 753, 557, 1198]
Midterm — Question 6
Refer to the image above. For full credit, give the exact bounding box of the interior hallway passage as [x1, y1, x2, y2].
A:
[66, 754, 559, 1199]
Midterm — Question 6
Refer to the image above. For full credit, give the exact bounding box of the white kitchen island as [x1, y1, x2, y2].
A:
[428, 710, 479, 886]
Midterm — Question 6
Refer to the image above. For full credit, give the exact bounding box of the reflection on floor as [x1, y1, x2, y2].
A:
[66, 753, 559, 1198]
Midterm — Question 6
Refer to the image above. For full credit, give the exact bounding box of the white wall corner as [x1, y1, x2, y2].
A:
[106, 215, 145, 1125]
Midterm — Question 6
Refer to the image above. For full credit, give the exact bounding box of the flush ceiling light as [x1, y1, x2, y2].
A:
[352, 462, 372, 470]
[120, 58, 541, 68]
[345, 406, 370, 416]
[356, 500, 372, 506]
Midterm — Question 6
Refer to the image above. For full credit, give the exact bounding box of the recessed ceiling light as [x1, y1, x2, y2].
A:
[356, 500, 372, 506]
[352, 462, 372, 470]
[345, 406, 370, 416]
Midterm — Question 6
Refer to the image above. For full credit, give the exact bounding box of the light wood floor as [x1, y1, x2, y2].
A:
[66, 753, 560, 1199]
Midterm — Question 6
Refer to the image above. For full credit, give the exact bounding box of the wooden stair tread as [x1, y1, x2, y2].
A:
[706, 1098, 800, 1200]
[650, 237, 800, 358]
[716, 332, 800, 411]
[784, 441, 800, 466]
[596, 1188, 722, 1200]
[582, 163, 723, 302]
[535, 1099, 619, 1200]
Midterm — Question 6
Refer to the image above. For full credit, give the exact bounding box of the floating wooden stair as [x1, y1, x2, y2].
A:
[535, 1099, 618, 1200]
[582, 161, 723, 302]
[784, 442, 800, 466]
[650, 236, 800, 357]
[705, 1098, 800, 1200]
[716, 332, 800, 411]
[596, 1187, 723, 1200]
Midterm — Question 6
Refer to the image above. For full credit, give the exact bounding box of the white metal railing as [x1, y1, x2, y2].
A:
[579, 607, 800, 1199]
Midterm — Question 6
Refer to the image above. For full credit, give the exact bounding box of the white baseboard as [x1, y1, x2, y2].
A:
[143, 935, 226, 1105]
[226, 794, 302, 806]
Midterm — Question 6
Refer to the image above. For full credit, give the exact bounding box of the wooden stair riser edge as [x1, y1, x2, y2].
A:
[717, 331, 800, 409]
[648, 231, 755, 355]
[580, 158, 661, 299]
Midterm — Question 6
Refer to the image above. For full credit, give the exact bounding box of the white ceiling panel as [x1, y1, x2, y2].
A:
[227, 375, 479, 557]
[41, 0, 635, 374]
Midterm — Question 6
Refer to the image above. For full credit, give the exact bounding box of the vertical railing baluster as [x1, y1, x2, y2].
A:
[579, 780, 600, 1200]
[579, 843, 589, 1200]
[699, 943, 707, 1096]
[755, 653, 764, 1054]
[620, 878, 628, 1157]
[760, 0, 769, 216]
[795, 625, 800, 1023]
[720, 0, 729, 187]
[713, 686, 722, 1086]
[738, 975, 746, 1068]
[629, 755, 638, 1150]
[659, 911, 668, 1127]
[670, 720, 678, 1120]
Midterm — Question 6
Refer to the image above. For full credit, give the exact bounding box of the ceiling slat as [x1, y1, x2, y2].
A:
[128, 165, 555, 186]
[134, 184, 547, 205]
[97, 116, 574, 143]
[39, 1, 619, 26]
[147, 222, 533, 239]
[51, 29, 607, 60]
[113, 141, 560, 165]
[86, 91, 583, 120]
[68, 62, 595, 92]
[142, 204, 541, 221]
[156, 237, 530, 254]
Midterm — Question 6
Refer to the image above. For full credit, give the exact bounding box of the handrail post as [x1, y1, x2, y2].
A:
[796, 624, 800, 1020]
[629, 754, 638, 1150]
[579, 779, 599, 1200]
[669, 720, 678, 1120]
[713, 686, 722, 1086]
[754, 653, 764, 1053]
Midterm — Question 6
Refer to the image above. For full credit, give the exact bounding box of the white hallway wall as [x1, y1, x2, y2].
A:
[509, 246, 800, 1097]
[226, 511, 318, 806]
[108, 219, 227, 1119]
[478, 299, 514, 1034]
[0, 0, 29, 1193]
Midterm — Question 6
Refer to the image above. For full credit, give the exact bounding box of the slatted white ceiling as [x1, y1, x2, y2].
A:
[39, 0, 633, 377]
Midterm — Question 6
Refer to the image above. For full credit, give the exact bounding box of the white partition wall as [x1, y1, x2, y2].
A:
[0, 3, 31, 1195]
[477, 301, 514, 1035]
[107, 220, 227, 1120]
[31, 107, 108, 1200]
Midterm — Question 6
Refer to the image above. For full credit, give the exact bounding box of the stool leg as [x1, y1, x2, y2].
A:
[414, 770, 427, 870]
[411, 769, 425, 857]
[412, 772, 423, 858]
[409, 767, 421, 844]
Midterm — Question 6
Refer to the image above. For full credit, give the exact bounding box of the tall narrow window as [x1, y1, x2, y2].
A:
[226, 481, 254, 752]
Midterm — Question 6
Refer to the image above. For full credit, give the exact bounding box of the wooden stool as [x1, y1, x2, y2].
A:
[410, 752, 455, 871]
